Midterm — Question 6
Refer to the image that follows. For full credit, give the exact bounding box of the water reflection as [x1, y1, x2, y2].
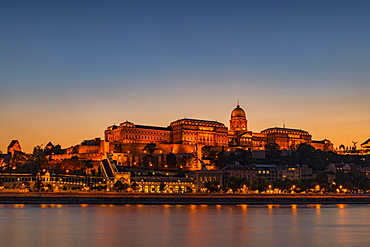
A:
[0, 204, 370, 246]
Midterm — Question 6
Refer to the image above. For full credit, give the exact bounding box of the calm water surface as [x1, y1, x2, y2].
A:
[0, 204, 369, 247]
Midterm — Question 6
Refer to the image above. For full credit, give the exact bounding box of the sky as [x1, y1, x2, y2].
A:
[1, 0, 370, 153]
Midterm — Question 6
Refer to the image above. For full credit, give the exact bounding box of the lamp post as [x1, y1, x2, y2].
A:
[291, 185, 296, 193]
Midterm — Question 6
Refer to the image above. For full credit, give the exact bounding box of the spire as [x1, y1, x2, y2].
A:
[237, 100, 240, 108]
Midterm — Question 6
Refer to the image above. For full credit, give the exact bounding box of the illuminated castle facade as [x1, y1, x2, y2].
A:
[104, 118, 229, 157]
[228, 104, 266, 150]
[261, 127, 311, 150]
[105, 118, 228, 147]
[104, 103, 315, 153]
[51, 103, 330, 167]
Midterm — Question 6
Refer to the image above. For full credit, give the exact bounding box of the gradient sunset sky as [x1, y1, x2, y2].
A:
[1, 0, 370, 153]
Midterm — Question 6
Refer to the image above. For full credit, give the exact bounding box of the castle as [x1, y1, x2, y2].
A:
[47, 103, 331, 170]
[104, 103, 316, 153]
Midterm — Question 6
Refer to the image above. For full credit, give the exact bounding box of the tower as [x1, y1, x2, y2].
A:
[229, 102, 248, 132]
[229, 103, 251, 147]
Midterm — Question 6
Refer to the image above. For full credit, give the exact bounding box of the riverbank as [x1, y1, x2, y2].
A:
[2, 192, 370, 205]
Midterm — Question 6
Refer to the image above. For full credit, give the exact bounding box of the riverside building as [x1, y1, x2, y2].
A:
[47, 103, 331, 169]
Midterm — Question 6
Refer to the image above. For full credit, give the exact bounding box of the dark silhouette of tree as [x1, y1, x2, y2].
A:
[203, 180, 220, 193]
[265, 143, 280, 158]
[141, 154, 157, 168]
[348, 170, 369, 192]
[182, 154, 197, 168]
[215, 149, 251, 168]
[225, 176, 249, 193]
[142, 143, 158, 168]
[113, 180, 129, 192]
[251, 177, 269, 192]
[143, 143, 158, 154]
[297, 143, 315, 159]
[33, 173, 43, 192]
[159, 182, 166, 192]
[201, 146, 217, 159]
[316, 171, 328, 185]
[334, 170, 346, 186]
[131, 182, 140, 192]
[273, 178, 293, 192]
[23, 145, 48, 174]
[166, 153, 177, 167]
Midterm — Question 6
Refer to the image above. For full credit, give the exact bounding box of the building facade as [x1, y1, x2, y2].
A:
[228, 104, 266, 150]
[261, 127, 312, 150]
[171, 118, 228, 146]
[48, 103, 328, 168]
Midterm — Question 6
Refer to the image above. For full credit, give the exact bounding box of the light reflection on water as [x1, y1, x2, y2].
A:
[0, 204, 370, 247]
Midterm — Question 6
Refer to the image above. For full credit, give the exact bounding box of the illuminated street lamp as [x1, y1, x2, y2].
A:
[291, 185, 296, 193]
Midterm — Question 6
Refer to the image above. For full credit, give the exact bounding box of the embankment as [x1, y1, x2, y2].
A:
[1, 192, 370, 205]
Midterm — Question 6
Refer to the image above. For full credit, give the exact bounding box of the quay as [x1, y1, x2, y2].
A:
[1, 193, 370, 205]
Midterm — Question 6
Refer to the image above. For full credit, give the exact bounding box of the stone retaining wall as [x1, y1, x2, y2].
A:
[1, 193, 370, 205]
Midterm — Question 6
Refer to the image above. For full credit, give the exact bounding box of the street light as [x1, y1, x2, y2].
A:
[291, 185, 296, 193]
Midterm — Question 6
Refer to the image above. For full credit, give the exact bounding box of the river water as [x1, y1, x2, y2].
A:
[0, 204, 369, 247]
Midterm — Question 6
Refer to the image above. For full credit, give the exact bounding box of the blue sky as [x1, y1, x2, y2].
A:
[1, 0, 370, 152]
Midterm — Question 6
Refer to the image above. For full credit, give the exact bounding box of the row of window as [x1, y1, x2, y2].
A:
[124, 135, 168, 141]
[199, 176, 220, 182]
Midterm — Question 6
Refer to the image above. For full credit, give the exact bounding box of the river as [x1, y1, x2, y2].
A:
[0, 204, 369, 246]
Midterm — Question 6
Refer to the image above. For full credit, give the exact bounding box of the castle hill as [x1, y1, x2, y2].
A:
[1, 104, 370, 204]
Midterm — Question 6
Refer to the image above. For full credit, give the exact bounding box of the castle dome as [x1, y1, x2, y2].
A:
[231, 104, 246, 118]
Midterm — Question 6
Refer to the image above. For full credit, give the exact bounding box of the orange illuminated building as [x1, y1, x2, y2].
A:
[170, 119, 228, 146]
[105, 119, 229, 147]
[228, 104, 266, 150]
[51, 103, 330, 165]
[105, 121, 172, 144]
[261, 127, 312, 150]
[104, 104, 321, 154]
[104, 118, 229, 157]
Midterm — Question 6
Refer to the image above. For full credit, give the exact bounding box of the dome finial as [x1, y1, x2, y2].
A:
[231, 102, 246, 118]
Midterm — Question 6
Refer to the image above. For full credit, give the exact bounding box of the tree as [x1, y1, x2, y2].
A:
[225, 176, 249, 193]
[316, 171, 328, 185]
[142, 143, 158, 168]
[184, 154, 197, 168]
[60, 156, 82, 174]
[201, 146, 217, 160]
[33, 174, 43, 192]
[251, 178, 269, 192]
[143, 143, 158, 154]
[348, 170, 370, 192]
[113, 180, 129, 192]
[273, 179, 293, 192]
[334, 170, 346, 186]
[166, 153, 177, 167]
[265, 143, 280, 158]
[81, 160, 93, 174]
[141, 154, 157, 168]
[203, 180, 220, 193]
[131, 182, 140, 192]
[159, 182, 166, 192]
[24, 145, 48, 174]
